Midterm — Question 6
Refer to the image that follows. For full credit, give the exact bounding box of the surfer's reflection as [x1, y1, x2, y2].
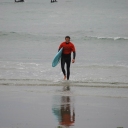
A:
[60, 96, 75, 127]
[52, 86, 75, 128]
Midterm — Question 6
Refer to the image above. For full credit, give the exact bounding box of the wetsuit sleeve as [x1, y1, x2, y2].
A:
[71, 43, 76, 59]
[58, 43, 63, 52]
[73, 51, 76, 59]
[71, 43, 75, 52]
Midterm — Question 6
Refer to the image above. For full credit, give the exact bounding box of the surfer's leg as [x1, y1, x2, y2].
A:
[66, 57, 71, 80]
[61, 58, 66, 79]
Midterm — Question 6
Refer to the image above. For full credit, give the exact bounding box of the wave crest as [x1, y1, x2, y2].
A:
[84, 36, 128, 41]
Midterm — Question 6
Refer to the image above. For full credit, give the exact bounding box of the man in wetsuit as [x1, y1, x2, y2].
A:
[58, 36, 76, 80]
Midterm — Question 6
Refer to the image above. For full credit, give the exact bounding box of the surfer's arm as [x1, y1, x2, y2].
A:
[58, 48, 62, 52]
[73, 51, 76, 59]
[72, 51, 76, 63]
[58, 44, 63, 52]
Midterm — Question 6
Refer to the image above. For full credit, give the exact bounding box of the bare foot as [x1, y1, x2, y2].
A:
[64, 75, 66, 80]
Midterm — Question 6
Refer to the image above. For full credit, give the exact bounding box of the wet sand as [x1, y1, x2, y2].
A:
[0, 85, 128, 128]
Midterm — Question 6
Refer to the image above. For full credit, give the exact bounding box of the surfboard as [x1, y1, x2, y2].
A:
[52, 48, 63, 67]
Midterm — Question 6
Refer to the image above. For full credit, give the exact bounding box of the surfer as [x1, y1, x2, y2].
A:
[58, 36, 76, 80]
[15, 0, 24, 2]
[51, 0, 57, 3]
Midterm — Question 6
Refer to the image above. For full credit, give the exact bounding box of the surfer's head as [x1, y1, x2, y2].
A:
[65, 36, 70, 39]
[65, 36, 70, 43]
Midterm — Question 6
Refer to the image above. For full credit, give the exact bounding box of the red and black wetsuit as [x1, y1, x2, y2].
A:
[58, 42, 76, 80]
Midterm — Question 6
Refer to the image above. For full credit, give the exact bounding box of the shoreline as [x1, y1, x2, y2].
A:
[0, 78, 128, 88]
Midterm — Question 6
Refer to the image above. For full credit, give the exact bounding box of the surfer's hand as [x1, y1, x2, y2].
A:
[72, 59, 75, 63]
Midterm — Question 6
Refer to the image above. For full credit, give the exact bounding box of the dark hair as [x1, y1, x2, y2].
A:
[65, 36, 70, 39]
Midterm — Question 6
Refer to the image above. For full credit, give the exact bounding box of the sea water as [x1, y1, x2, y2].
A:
[0, 0, 128, 87]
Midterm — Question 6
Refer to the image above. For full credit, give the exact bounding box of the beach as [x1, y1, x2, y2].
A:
[0, 0, 128, 127]
[0, 84, 128, 128]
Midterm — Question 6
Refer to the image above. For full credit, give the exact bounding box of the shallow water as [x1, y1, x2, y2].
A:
[0, 0, 128, 86]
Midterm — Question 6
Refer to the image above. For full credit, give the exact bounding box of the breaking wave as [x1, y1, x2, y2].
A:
[1, 31, 128, 41]
[84, 36, 128, 41]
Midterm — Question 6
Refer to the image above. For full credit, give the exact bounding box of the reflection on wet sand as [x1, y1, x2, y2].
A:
[52, 86, 75, 128]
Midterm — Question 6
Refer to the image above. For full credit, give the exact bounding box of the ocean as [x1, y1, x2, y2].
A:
[0, 0, 128, 87]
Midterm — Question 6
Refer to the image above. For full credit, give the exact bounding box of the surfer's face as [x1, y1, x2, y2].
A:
[65, 38, 70, 43]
